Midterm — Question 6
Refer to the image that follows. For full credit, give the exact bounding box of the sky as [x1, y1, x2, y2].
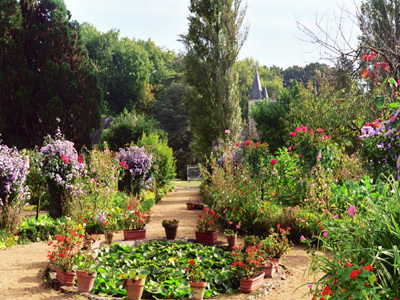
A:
[63, 0, 362, 69]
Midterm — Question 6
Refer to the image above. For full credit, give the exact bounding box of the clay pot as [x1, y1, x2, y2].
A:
[76, 270, 97, 292]
[123, 229, 146, 241]
[239, 272, 265, 293]
[55, 269, 76, 286]
[226, 234, 237, 248]
[125, 279, 145, 300]
[260, 263, 274, 278]
[195, 231, 218, 243]
[164, 224, 178, 240]
[189, 281, 207, 300]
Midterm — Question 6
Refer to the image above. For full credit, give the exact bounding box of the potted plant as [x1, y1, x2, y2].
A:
[244, 235, 260, 247]
[185, 259, 207, 300]
[162, 219, 179, 240]
[195, 207, 219, 243]
[260, 225, 294, 270]
[224, 220, 240, 248]
[121, 200, 151, 241]
[103, 213, 119, 245]
[120, 270, 147, 300]
[230, 244, 265, 293]
[47, 220, 85, 286]
[75, 250, 98, 292]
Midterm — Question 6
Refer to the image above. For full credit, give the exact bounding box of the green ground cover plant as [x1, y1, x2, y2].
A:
[92, 241, 238, 299]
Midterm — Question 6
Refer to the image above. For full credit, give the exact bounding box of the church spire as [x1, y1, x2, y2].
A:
[262, 84, 269, 99]
[249, 68, 262, 99]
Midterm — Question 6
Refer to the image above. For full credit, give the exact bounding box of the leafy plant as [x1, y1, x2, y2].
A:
[162, 219, 179, 228]
[197, 207, 219, 233]
[185, 259, 204, 282]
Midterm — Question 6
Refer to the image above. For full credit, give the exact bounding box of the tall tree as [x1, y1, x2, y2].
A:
[0, 0, 101, 149]
[180, 0, 248, 157]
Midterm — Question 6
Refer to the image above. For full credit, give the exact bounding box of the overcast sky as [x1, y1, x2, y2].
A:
[63, 0, 362, 69]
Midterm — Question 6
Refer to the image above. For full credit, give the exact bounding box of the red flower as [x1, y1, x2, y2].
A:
[188, 260, 195, 265]
[271, 159, 277, 165]
[298, 154, 302, 158]
[322, 285, 331, 296]
[245, 140, 250, 146]
[121, 161, 126, 166]
[78, 156, 83, 163]
[239, 262, 244, 267]
[362, 264, 373, 272]
[350, 269, 361, 279]
[60, 253, 66, 258]
[61, 155, 69, 164]
[345, 262, 353, 267]
[290, 132, 296, 137]
[127, 205, 133, 210]
[255, 142, 260, 146]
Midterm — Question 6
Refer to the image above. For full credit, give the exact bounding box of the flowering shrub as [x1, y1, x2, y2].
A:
[0, 142, 30, 231]
[185, 259, 204, 282]
[118, 146, 152, 196]
[230, 244, 262, 279]
[260, 224, 293, 259]
[40, 129, 86, 218]
[47, 220, 85, 272]
[308, 262, 391, 300]
[197, 207, 219, 233]
[121, 201, 150, 230]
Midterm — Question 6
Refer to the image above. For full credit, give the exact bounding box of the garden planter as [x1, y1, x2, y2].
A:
[125, 279, 145, 300]
[76, 270, 97, 292]
[226, 234, 237, 248]
[124, 229, 146, 241]
[260, 263, 274, 278]
[194, 204, 204, 210]
[195, 231, 218, 243]
[186, 202, 195, 210]
[239, 272, 265, 293]
[55, 269, 76, 286]
[189, 281, 207, 300]
[164, 224, 179, 240]
[105, 231, 115, 244]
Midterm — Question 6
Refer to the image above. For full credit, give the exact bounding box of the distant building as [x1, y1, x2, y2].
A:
[248, 69, 276, 137]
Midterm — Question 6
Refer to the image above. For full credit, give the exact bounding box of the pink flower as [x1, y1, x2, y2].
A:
[288, 146, 292, 151]
[271, 158, 277, 165]
[225, 129, 231, 134]
[323, 135, 328, 139]
[121, 161, 126, 166]
[298, 154, 302, 158]
[300, 235, 306, 241]
[309, 129, 314, 133]
[255, 142, 260, 146]
[323, 232, 328, 239]
[348, 205, 356, 217]
[236, 225, 240, 229]
[295, 127, 301, 133]
[236, 143, 240, 146]
[245, 140, 250, 146]
[290, 132, 296, 137]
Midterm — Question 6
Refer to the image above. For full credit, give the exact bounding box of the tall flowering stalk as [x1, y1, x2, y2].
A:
[118, 146, 152, 196]
[40, 129, 86, 218]
[0, 142, 30, 231]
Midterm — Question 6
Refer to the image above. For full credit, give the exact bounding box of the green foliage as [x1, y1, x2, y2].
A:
[18, 214, 62, 243]
[0, 0, 101, 150]
[181, 0, 248, 158]
[138, 133, 176, 191]
[92, 241, 238, 299]
[99, 110, 166, 151]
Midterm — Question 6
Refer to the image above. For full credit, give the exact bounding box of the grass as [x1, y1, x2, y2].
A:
[173, 180, 202, 189]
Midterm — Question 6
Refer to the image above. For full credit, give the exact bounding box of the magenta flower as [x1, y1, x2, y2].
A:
[323, 232, 328, 239]
[300, 235, 306, 241]
[348, 205, 356, 217]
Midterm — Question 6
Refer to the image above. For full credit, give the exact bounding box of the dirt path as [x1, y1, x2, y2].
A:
[0, 187, 315, 300]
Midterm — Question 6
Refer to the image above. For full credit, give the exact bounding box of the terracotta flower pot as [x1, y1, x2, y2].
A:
[76, 270, 97, 292]
[56, 269, 76, 286]
[226, 234, 237, 248]
[125, 279, 145, 300]
[260, 263, 274, 278]
[164, 224, 178, 240]
[239, 272, 265, 293]
[105, 231, 115, 244]
[195, 231, 218, 243]
[189, 281, 207, 300]
[124, 229, 146, 241]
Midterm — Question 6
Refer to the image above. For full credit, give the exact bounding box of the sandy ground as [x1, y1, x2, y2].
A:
[0, 187, 316, 300]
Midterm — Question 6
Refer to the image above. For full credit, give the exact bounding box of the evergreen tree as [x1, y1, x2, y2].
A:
[0, 0, 101, 149]
[180, 0, 248, 157]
